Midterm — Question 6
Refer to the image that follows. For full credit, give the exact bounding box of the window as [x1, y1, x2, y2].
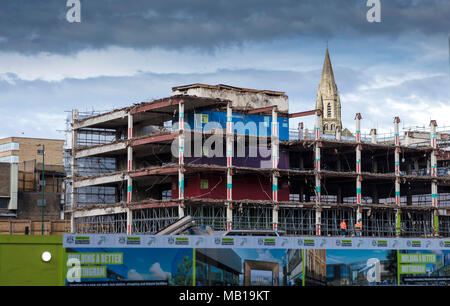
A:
[200, 179, 209, 189]
[331, 124, 335, 131]
[0, 155, 18, 163]
[324, 124, 328, 131]
[0, 142, 19, 153]
[0, 198, 9, 209]
[327, 103, 332, 117]
[162, 190, 172, 200]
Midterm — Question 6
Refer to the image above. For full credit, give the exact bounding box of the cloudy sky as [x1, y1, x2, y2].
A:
[0, 0, 449, 140]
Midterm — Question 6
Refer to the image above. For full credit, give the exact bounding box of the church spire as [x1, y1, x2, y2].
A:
[315, 47, 342, 135]
[320, 48, 336, 88]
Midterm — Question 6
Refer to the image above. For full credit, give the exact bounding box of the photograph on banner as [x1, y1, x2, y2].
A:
[398, 250, 450, 286]
[65, 248, 194, 286]
[325, 249, 398, 286]
[64, 247, 312, 286]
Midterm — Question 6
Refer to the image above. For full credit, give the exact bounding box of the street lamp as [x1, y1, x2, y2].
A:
[37, 144, 45, 235]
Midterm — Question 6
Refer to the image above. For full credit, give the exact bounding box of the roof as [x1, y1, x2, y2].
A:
[0, 137, 64, 144]
[172, 83, 286, 97]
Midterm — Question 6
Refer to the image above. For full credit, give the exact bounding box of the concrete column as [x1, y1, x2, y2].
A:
[394, 117, 401, 236]
[298, 122, 304, 140]
[126, 208, 133, 235]
[337, 187, 342, 204]
[178, 102, 185, 218]
[370, 129, 377, 144]
[413, 159, 419, 172]
[355, 113, 363, 223]
[127, 113, 133, 204]
[226, 102, 233, 231]
[336, 126, 342, 141]
[304, 128, 309, 140]
[299, 184, 305, 203]
[430, 120, 439, 236]
[70, 109, 79, 233]
[372, 185, 379, 204]
[314, 110, 322, 235]
[272, 107, 279, 231]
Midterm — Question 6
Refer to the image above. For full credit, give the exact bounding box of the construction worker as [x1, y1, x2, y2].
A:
[340, 219, 347, 237]
[355, 219, 362, 237]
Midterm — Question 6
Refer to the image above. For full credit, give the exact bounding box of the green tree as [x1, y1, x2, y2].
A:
[172, 255, 193, 285]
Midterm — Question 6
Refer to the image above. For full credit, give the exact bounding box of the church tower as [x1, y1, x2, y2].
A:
[315, 48, 342, 135]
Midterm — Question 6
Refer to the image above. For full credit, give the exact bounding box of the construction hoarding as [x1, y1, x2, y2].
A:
[62, 235, 450, 286]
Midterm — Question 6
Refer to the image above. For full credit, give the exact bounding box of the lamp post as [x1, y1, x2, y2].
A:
[37, 144, 45, 235]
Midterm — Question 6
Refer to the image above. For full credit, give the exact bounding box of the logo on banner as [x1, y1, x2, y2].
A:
[126, 237, 141, 245]
[392, 240, 399, 248]
[259, 238, 276, 246]
[168, 237, 175, 245]
[175, 237, 189, 245]
[97, 236, 107, 245]
[221, 237, 235, 246]
[407, 240, 421, 248]
[373, 240, 387, 247]
[215, 237, 221, 245]
[195, 237, 204, 246]
[75, 236, 90, 245]
[439, 241, 450, 248]
[119, 237, 126, 245]
[304, 239, 315, 247]
[297, 239, 303, 246]
[336, 239, 352, 247]
[239, 238, 248, 246]
[66, 236, 75, 244]
[148, 237, 156, 245]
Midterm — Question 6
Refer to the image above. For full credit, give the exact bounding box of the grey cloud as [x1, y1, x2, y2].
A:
[0, 0, 449, 54]
[1, 65, 446, 139]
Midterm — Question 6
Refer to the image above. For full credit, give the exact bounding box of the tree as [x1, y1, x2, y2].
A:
[172, 255, 193, 285]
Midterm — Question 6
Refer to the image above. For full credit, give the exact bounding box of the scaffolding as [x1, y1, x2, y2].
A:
[278, 206, 315, 236]
[321, 208, 356, 236]
[132, 207, 179, 234]
[74, 213, 127, 234]
[185, 204, 227, 231]
[362, 209, 397, 237]
[233, 205, 273, 231]
[401, 210, 434, 237]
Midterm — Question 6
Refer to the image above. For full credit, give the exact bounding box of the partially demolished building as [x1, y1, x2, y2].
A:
[65, 82, 450, 237]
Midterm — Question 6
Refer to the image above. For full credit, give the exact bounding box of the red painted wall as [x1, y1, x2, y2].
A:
[172, 174, 289, 201]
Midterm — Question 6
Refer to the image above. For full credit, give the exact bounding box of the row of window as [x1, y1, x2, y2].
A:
[323, 123, 336, 131]
[0, 142, 19, 153]
[0, 155, 18, 163]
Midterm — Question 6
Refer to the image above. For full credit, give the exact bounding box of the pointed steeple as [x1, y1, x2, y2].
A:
[320, 48, 336, 91]
[315, 47, 342, 135]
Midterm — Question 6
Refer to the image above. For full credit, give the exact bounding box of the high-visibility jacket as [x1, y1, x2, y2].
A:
[355, 222, 362, 231]
[340, 221, 347, 230]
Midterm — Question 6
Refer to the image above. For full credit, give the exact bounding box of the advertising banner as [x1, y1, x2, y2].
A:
[63, 235, 450, 286]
